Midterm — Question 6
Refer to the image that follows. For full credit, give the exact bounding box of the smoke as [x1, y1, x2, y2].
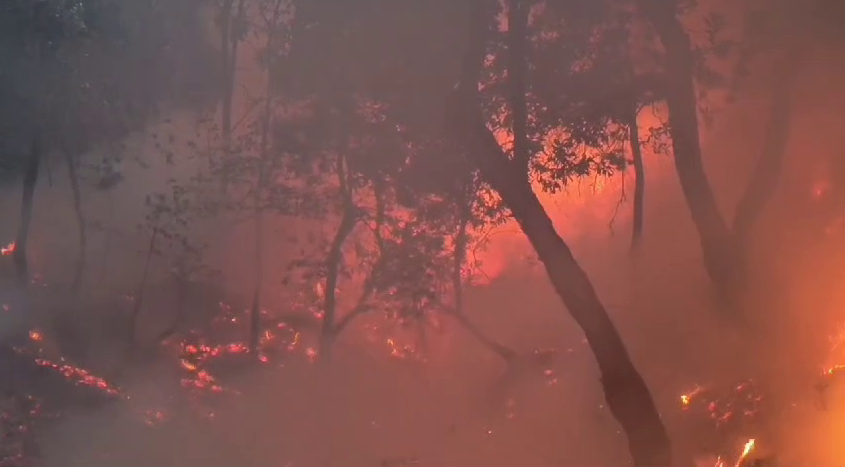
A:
[3, 1, 845, 466]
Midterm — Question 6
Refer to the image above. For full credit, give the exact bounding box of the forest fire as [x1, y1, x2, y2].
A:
[4, 0, 845, 464]
[677, 318, 845, 466]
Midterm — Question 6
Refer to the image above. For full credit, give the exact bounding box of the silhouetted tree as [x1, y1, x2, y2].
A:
[284, 0, 675, 465]
[633, 0, 812, 314]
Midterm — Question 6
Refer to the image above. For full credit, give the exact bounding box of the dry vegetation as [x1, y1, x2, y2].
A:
[2, 0, 845, 466]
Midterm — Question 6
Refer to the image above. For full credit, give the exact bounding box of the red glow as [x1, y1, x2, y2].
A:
[1, 241, 15, 255]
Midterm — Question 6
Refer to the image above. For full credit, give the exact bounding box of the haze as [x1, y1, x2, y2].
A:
[1, 0, 844, 466]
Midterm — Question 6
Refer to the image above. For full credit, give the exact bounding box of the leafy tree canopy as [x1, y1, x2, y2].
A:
[0, 0, 216, 178]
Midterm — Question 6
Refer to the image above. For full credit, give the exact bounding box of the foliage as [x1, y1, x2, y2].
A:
[2, 0, 820, 464]
[0, 0, 216, 180]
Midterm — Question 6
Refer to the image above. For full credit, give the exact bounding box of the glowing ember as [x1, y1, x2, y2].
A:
[33, 358, 120, 396]
[678, 379, 763, 428]
[286, 331, 301, 351]
[141, 409, 169, 426]
[734, 438, 755, 467]
[681, 385, 705, 407]
[1, 241, 15, 255]
[305, 346, 317, 362]
[825, 364, 845, 376]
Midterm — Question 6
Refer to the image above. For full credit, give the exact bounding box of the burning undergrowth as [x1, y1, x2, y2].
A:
[4, 255, 845, 466]
[0, 268, 461, 464]
[0, 272, 575, 466]
[675, 322, 845, 466]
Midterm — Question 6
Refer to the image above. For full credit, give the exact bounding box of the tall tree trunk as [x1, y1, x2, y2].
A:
[248, 158, 267, 356]
[639, 1, 739, 303]
[218, 0, 245, 193]
[127, 228, 158, 355]
[635, 0, 800, 312]
[507, 0, 530, 173]
[14, 132, 41, 289]
[64, 149, 86, 296]
[447, 3, 674, 465]
[628, 106, 646, 250]
[98, 192, 115, 283]
[731, 48, 803, 246]
[248, 38, 279, 356]
[319, 155, 358, 363]
[452, 184, 470, 317]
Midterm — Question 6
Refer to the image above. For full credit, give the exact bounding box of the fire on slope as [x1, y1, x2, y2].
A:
[679, 321, 845, 467]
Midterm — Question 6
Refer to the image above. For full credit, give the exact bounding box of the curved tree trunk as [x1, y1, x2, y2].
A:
[636, 1, 740, 305]
[447, 3, 674, 465]
[635, 0, 800, 313]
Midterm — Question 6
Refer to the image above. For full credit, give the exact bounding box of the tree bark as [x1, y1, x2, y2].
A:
[127, 227, 158, 354]
[731, 47, 803, 246]
[64, 149, 86, 296]
[635, 0, 800, 311]
[636, 0, 740, 304]
[248, 0, 286, 356]
[319, 155, 358, 363]
[14, 132, 41, 289]
[218, 0, 245, 193]
[452, 182, 471, 319]
[447, 3, 674, 465]
[628, 107, 646, 250]
[507, 0, 530, 173]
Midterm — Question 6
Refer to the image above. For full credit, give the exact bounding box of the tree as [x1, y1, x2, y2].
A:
[0, 4, 217, 457]
[0, 0, 216, 299]
[632, 0, 809, 313]
[447, 2, 672, 465]
[284, 0, 676, 464]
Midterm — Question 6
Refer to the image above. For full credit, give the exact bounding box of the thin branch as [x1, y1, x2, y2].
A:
[333, 180, 386, 336]
[128, 227, 159, 349]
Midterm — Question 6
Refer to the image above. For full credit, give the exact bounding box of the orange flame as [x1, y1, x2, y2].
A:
[681, 385, 705, 407]
[1, 241, 15, 256]
[734, 438, 755, 467]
